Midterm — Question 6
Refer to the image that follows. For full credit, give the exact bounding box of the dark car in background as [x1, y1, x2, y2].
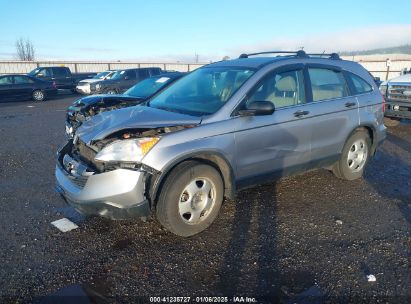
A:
[28, 66, 96, 91]
[87, 67, 163, 95]
[76, 70, 117, 94]
[0, 74, 57, 102]
[65, 72, 185, 137]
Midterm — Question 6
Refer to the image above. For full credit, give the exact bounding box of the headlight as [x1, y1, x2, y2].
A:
[94, 137, 159, 162]
[73, 98, 82, 106]
[379, 84, 388, 96]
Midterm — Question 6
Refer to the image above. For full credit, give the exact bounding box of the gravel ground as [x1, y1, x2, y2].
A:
[0, 95, 410, 303]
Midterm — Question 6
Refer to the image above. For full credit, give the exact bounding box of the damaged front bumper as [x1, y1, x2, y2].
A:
[55, 143, 151, 220]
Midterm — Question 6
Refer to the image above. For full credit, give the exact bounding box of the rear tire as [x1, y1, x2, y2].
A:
[156, 161, 224, 237]
[32, 90, 45, 102]
[332, 130, 371, 180]
[384, 117, 401, 127]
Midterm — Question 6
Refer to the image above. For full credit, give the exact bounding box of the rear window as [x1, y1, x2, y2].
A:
[347, 72, 373, 95]
[52, 68, 69, 77]
[308, 68, 349, 102]
[0, 76, 13, 85]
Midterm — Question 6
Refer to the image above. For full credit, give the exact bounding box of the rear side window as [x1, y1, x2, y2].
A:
[150, 68, 161, 76]
[308, 68, 348, 102]
[14, 76, 34, 84]
[138, 69, 150, 79]
[347, 72, 373, 94]
[0, 76, 13, 85]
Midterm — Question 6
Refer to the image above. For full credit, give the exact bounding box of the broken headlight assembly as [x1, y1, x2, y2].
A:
[94, 137, 159, 163]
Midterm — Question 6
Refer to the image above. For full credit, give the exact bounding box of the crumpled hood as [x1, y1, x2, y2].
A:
[386, 73, 411, 85]
[67, 94, 142, 112]
[76, 105, 202, 144]
[78, 79, 100, 84]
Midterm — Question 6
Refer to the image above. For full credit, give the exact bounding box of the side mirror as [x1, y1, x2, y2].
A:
[124, 76, 129, 80]
[238, 101, 275, 116]
[37, 73, 44, 77]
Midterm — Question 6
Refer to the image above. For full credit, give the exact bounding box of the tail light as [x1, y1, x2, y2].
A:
[52, 81, 57, 88]
[381, 94, 386, 113]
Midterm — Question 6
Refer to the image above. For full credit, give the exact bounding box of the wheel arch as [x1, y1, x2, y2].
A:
[344, 124, 376, 154]
[148, 151, 236, 209]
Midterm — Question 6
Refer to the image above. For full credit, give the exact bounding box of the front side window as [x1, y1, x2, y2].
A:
[149, 67, 254, 116]
[245, 69, 306, 109]
[309, 68, 348, 102]
[347, 73, 373, 94]
[28, 68, 51, 77]
[124, 70, 137, 79]
[93, 71, 110, 79]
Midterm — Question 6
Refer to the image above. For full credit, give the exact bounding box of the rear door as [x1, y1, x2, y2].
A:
[0, 75, 14, 100]
[233, 64, 312, 187]
[12, 75, 35, 99]
[304, 65, 359, 165]
[52, 67, 72, 89]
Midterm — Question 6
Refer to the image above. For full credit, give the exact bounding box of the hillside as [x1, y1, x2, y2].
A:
[340, 45, 411, 56]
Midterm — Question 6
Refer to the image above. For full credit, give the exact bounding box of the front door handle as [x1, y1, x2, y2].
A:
[294, 110, 310, 117]
[345, 102, 356, 108]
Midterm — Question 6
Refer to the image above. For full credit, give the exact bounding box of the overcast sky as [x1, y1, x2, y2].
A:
[0, 0, 410, 62]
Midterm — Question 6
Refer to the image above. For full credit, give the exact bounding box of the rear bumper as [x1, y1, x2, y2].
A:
[385, 100, 411, 119]
[372, 123, 387, 154]
[55, 145, 150, 219]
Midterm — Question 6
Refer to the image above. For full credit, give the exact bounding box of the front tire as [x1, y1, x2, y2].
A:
[156, 161, 224, 237]
[384, 117, 401, 127]
[32, 90, 45, 102]
[332, 130, 371, 180]
[105, 89, 117, 95]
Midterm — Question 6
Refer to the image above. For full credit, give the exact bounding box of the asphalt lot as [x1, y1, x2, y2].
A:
[0, 94, 410, 303]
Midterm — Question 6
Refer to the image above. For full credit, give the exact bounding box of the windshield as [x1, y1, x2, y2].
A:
[93, 71, 111, 79]
[148, 67, 254, 116]
[28, 68, 40, 76]
[125, 76, 175, 98]
[110, 70, 125, 80]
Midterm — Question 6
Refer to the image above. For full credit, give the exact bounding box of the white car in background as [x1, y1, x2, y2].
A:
[76, 70, 117, 95]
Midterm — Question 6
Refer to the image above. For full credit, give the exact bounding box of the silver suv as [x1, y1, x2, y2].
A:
[55, 51, 386, 236]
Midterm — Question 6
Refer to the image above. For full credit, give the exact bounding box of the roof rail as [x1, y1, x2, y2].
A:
[239, 50, 308, 59]
[238, 51, 340, 60]
[305, 53, 340, 59]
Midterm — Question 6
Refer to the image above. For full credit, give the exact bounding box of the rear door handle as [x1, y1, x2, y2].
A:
[294, 110, 310, 117]
[345, 102, 357, 108]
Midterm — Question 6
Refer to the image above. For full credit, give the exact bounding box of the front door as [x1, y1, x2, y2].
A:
[233, 66, 312, 188]
[12, 75, 34, 99]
